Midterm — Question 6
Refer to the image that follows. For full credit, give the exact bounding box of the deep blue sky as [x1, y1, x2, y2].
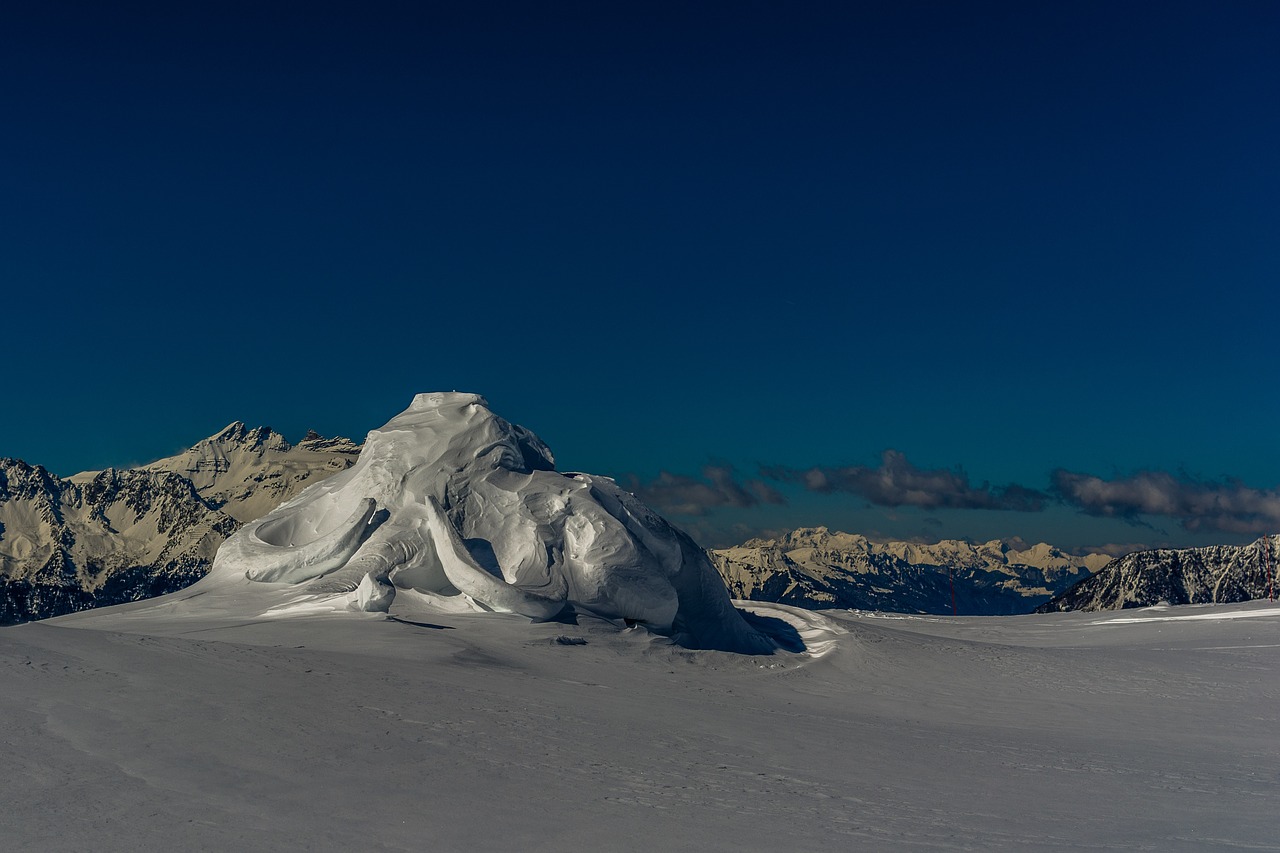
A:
[3, 1, 1278, 549]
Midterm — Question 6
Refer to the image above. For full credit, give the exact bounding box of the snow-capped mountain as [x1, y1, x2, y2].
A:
[75, 422, 361, 523]
[1037, 536, 1280, 612]
[0, 459, 237, 623]
[1, 425, 360, 623]
[709, 527, 1111, 615]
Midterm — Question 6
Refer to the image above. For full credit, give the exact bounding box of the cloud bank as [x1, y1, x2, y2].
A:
[629, 451, 1280, 542]
[629, 465, 784, 517]
[1051, 469, 1280, 535]
[764, 450, 1047, 512]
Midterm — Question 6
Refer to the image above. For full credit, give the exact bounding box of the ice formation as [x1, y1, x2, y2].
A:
[212, 392, 775, 653]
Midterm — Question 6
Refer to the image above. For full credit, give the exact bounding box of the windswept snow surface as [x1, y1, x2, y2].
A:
[211, 392, 773, 654]
[4, 594, 1278, 851]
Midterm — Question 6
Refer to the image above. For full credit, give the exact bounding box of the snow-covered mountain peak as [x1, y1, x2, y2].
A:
[138, 422, 361, 523]
[203, 421, 288, 451]
[204, 422, 281, 450]
[213, 421, 249, 441]
[296, 431, 361, 453]
[0, 460, 238, 623]
[769, 527, 871, 552]
[0, 457, 58, 492]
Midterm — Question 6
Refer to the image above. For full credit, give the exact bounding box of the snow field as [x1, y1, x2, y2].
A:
[4, 596, 1277, 851]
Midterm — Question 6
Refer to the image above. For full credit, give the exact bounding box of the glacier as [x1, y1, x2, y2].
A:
[210, 392, 775, 654]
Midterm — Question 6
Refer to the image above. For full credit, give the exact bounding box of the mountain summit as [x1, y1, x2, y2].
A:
[139, 423, 360, 522]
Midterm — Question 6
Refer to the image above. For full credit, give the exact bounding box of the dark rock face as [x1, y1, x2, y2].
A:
[1037, 538, 1279, 612]
[0, 560, 213, 624]
[0, 423, 358, 624]
[0, 458, 239, 624]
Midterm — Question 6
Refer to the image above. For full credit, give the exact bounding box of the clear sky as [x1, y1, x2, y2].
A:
[3, 1, 1278, 551]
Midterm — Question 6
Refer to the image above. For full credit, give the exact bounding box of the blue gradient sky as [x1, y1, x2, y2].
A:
[3, 1, 1278, 549]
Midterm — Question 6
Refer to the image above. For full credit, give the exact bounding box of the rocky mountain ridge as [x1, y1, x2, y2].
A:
[12, 420, 1277, 623]
[1036, 536, 1279, 612]
[74, 422, 361, 523]
[709, 527, 1111, 615]
[0, 459, 236, 622]
[1, 425, 359, 623]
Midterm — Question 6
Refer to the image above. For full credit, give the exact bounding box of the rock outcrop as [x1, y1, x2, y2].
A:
[1037, 537, 1279, 612]
[0, 459, 237, 623]
[1, 424, 360, 624]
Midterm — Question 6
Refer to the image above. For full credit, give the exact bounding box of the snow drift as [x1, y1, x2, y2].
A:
[211, 392, 774, 653]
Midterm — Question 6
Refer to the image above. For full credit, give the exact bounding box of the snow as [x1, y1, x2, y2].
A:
[1096, 603, 1280, 624]
[5, 394, 1276, 848]
[210, 392, 774, 654]
[73, 422, 360, 524]
[4, 596, 1277, 851]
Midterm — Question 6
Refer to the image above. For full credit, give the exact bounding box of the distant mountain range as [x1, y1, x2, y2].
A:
[1037, 537, 1279, 612]
[709, 527, 1111, 615]
[4, 423, 1278, 622]
[0, 424, 358, 623]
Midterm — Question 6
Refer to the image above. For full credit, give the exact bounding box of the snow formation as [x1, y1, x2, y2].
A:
[211, 392, 775, 654]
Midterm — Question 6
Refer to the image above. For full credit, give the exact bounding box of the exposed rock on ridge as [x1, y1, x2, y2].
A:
[1036, 536, 1280, 612]
[710, 527, 1109, 615]
[74, 422, 361, 523]
[0, 459, 237, 623]
[1, 425, 360, 623]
